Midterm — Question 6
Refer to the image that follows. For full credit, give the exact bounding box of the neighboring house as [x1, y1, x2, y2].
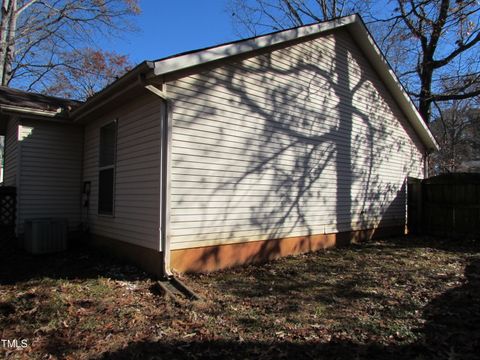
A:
[0, 15, 438, 275]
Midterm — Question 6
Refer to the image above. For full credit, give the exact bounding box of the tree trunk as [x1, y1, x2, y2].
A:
[0, 0, 10, 85]
[418, 88, 432, 125]
[418, 57, 434, 124]
[0, 0, 16, 86]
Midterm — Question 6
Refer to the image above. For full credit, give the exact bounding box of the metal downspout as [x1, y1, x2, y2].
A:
[161, 96, 173, 278]
[140, 77, 173, 279]
[143, 81, 173, 278]
[143, 81, 200, 301]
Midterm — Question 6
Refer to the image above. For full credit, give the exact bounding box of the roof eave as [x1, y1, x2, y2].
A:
[71, 61, 155, 121]
[153, 15, 357, 76]
[346, 19, 439, 153]
[0, 104, 64, 118]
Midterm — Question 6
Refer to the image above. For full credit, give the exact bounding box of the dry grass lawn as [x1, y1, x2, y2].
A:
[1, 236, 479, 359]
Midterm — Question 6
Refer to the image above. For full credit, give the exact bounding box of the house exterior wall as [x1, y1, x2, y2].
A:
[16, 119, 83, 234]
[3, 117, 19, 187]
[165, 29, 426, 251]
[82, 92, 163, 251]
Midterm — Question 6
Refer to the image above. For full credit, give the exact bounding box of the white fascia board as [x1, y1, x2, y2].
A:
[153, 15, 357, 76]
[347, 21, 439, 152]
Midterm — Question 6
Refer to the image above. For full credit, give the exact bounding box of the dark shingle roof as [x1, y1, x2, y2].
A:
[0, 86, 81, 116]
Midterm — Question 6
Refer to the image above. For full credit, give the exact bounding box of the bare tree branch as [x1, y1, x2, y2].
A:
[0, 0, 140, 95]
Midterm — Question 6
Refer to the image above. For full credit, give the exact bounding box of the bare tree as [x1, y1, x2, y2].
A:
[0, 0, 139, 95]
[429, 100, 480, 173]
[229, 0, 369, 35]
[43, 48, 133, 100]
[374, 0, 480, 124]
[229, 0, 480, 124]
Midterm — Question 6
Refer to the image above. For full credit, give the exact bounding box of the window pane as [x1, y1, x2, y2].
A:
[99, 168, 114, 214]
[100, 122, 116, 167]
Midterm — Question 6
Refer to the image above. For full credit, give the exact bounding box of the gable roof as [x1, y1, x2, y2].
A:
[151, 15, 355, 75]
[0, 86, 81, 119]
[75, 14, 439, 152]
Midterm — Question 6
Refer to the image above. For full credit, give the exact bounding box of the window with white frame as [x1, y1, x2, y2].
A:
[98, 121, 117, 215]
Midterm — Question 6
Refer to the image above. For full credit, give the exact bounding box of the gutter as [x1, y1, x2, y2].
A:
[0, 104, 63, 118]
[71, 61, 155, 122]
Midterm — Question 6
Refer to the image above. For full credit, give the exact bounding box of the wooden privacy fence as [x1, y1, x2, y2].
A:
[408, 174, 480, 237]
[0, 186, 16, 240]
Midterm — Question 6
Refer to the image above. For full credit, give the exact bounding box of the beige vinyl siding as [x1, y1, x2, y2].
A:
[17, 119, 83, 234]
[3, 117, 18, 186]
[82, 93, 163, 250]
[166, 29, 425, 250]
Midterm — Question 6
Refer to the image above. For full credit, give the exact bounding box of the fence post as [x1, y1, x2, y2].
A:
[418, 180, 423, 235]
[407, 177, 423, 235]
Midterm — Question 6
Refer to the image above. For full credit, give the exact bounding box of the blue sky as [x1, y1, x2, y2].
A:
[101, 0, 236, 64]
[101, 1, 391, 65]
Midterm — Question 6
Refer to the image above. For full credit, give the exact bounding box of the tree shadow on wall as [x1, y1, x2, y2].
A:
[170, 28, 425, 270]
